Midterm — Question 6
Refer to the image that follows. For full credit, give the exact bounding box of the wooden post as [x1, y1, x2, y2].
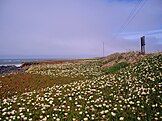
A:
[140, 36, 145, 54]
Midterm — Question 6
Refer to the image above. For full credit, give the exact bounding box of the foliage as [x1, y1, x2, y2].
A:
[103, 62, 129, 74]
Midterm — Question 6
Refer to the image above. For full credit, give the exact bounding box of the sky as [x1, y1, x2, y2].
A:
[0, 0, 162, 59]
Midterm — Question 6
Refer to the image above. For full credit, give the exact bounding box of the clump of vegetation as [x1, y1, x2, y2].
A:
[103, 62, 129, 74]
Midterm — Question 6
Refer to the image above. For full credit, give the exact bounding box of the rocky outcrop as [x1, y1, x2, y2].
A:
[0, 65, 21, 74]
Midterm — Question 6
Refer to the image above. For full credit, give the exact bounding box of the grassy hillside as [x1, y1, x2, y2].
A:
[0, 52, 162, 121]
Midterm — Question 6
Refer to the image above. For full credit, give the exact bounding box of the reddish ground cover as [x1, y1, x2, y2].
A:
[0, 73, 84, 98]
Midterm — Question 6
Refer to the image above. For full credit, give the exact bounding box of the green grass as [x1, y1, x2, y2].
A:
[103, 62, 129, 74]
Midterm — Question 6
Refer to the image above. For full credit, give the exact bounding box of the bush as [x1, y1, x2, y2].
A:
[104, 62, 129, 74]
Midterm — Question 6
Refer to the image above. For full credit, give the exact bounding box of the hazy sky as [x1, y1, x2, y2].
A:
[0, 0, 162, 59]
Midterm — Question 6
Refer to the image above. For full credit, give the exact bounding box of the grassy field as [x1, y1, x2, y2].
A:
[0, 53, 162, 121]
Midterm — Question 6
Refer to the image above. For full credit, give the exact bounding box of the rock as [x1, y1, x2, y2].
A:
[0, 65, 21, 74]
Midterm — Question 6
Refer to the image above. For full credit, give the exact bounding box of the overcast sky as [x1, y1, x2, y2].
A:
[0, 0, 162, 59]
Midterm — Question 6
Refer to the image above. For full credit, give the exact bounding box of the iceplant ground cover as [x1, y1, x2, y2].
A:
[0, 54, 162, 121]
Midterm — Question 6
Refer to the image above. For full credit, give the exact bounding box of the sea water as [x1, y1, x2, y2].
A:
[0, 59, 41, 67]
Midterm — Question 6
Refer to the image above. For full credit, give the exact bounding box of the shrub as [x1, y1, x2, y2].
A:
[104, 62, 129, 74]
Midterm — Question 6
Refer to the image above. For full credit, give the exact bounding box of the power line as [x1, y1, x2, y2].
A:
[120, 0, 148, 33]
[117, 0, 143, 35]
[114, 0, 147, 39]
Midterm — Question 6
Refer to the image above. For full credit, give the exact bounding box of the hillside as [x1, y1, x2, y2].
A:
[0, 52, 162, 121]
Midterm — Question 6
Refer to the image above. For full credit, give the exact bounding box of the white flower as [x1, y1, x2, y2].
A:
[49, 100, 53, 104]
[111, 112, 116, 116]
[84, 117, 88, 121]
[42, 117, 47, 121]
[119, 117, 124, 120]
[72, 118, 76, 121]
[100, 111, 104, 114]
[64, 113, 68, 116]
[79, 111, 83, 115]
[24, 117, 28, 120]
[129, 101, 134, 104]
[56, 118, 60, 121]
[69, 97, 72, 100]
[104, 110, 108, 113]
[137, 117, 141, 120]
[2, 112, 6, 116]
[29, 118, 32, 121]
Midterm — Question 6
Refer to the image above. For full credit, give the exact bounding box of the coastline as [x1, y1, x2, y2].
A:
[0, 63, 22, 67]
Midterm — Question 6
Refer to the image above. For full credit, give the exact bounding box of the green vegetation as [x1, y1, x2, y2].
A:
[1, 53, 162, 121]
[103, 62, 129, 74]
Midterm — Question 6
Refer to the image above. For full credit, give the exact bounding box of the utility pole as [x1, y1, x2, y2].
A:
[103, 42, 105, 57]
[140, 36, 145, 54]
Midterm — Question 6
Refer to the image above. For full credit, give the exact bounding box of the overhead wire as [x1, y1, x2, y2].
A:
[120, 0, 148, 33]
[114, 0, 148, 39]
[117, 0, 143, 35]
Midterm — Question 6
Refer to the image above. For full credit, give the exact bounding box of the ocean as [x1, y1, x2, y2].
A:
[0, 59, 42, 67]
[0, 57, 81, 67]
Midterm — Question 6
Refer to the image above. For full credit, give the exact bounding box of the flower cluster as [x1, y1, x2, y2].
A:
[26, 60, 102, 79]
[1, 54, 162, 121]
